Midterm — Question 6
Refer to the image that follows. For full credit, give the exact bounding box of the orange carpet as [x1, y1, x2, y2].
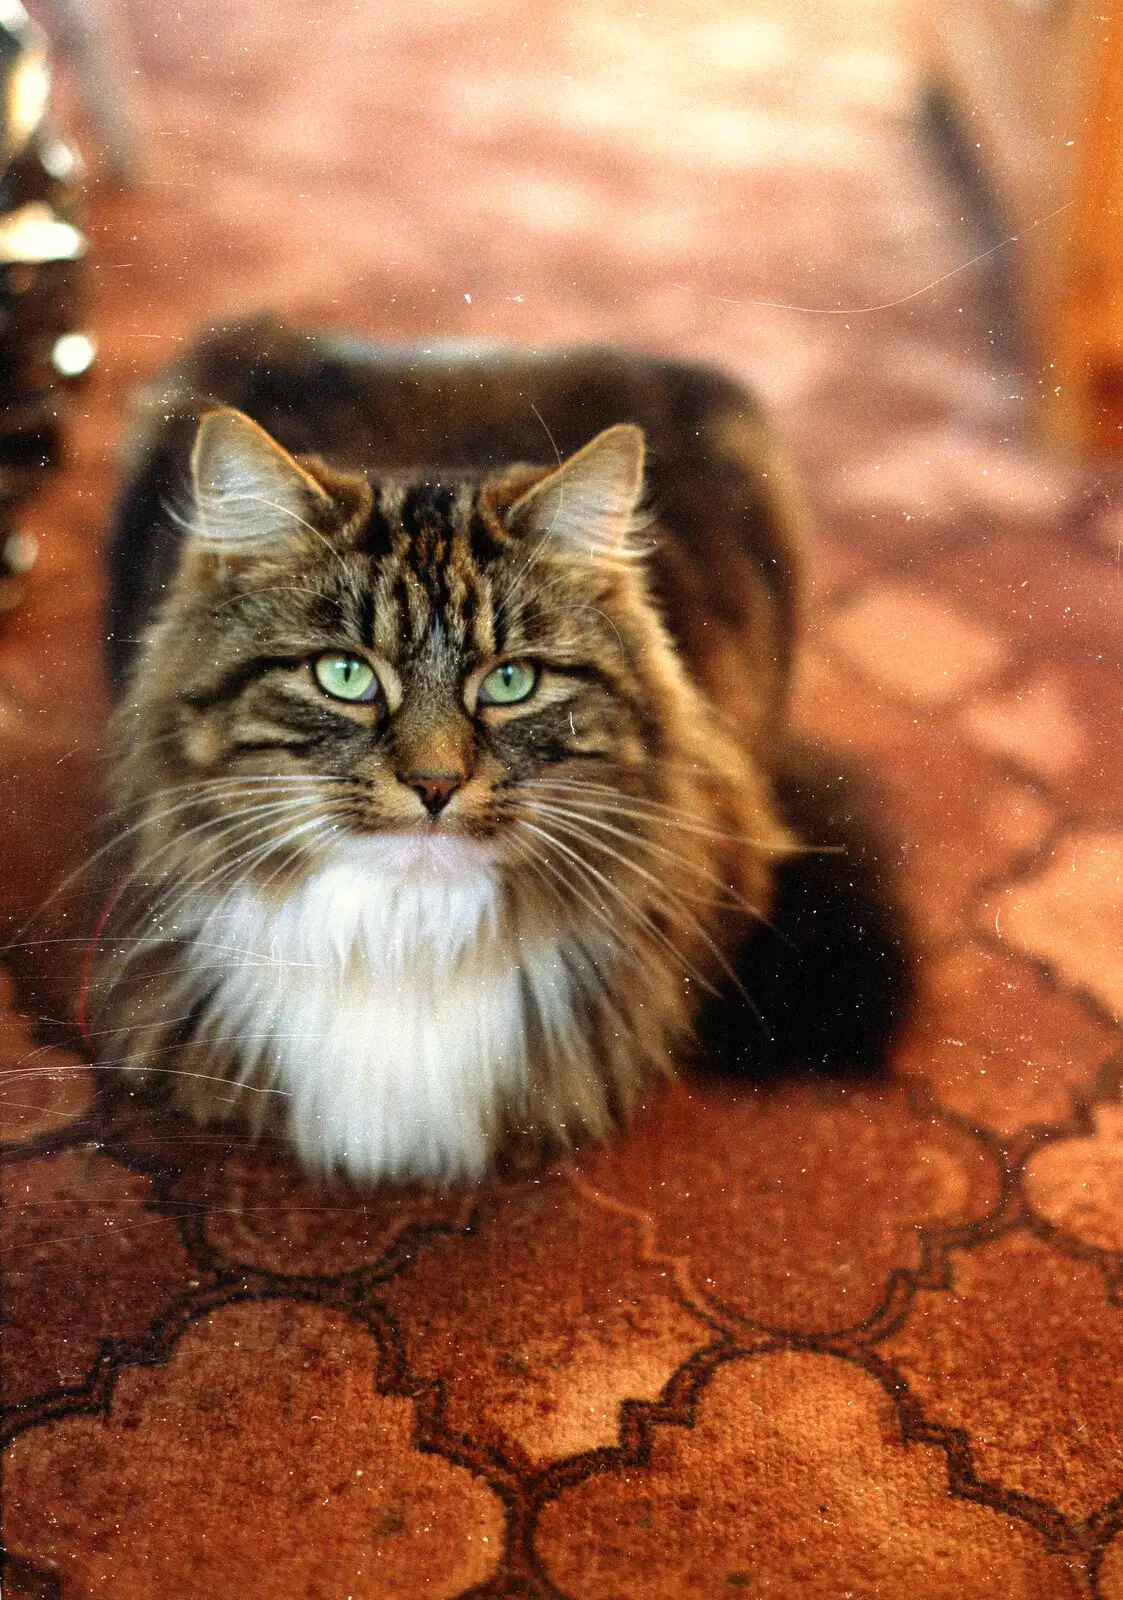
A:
[3, 1, 1123, 1595]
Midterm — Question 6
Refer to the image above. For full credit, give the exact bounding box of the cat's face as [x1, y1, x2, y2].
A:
[119, 408, 694, 898]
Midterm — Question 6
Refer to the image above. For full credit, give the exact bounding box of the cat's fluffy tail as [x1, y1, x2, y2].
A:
[699, 740, 912, 1080]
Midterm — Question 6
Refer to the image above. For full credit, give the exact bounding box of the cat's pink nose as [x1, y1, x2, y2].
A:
[405, 772, 464, 818]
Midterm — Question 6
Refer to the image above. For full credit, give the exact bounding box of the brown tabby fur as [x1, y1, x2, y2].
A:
[91, 318, 814, 1179]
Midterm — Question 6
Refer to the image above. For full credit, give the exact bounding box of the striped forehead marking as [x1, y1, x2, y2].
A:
[362, 477, 500, 658]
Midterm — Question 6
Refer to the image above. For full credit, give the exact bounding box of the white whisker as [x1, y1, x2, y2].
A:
[517, 818, 721, 1000]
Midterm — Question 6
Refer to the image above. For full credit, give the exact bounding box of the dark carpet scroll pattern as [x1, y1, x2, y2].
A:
[4, 0, 1123, 1595]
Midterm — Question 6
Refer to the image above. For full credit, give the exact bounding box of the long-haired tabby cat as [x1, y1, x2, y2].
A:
[90, 317, 906, 1182]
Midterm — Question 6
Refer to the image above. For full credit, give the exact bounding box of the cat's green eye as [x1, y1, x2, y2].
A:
[314, 653, 378, 702]
[478, 660, 538, 707]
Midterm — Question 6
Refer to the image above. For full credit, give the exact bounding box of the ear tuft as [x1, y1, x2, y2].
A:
[190, 408, 333, 547]
[508, 423, 647, 560]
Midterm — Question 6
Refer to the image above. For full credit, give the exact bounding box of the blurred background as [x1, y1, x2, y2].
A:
[7, 10, 1123, 1594]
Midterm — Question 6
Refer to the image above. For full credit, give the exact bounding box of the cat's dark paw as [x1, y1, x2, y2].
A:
[698, 739, 912, 1082]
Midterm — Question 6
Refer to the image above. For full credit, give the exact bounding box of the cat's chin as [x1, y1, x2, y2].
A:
[331, 829, 499, 881]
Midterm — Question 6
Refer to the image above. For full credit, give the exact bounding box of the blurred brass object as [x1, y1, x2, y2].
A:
[0, 0, 94, 596]
[0, 8, 49, 161]
[0, 200, 85, 263]
[917, 0, 1123, 456]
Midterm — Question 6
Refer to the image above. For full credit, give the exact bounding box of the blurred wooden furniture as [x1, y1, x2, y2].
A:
[918, 0, 1123, 455]
[41, 0, 140, 185]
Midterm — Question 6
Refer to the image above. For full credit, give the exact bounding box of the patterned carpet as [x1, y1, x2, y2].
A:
[3, 0, 1123, 1594]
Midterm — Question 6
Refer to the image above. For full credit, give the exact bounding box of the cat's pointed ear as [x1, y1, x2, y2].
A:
[508, 424, 646, 560]
[190, 407, 333, 547]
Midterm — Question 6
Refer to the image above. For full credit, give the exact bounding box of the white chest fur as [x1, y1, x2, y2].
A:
[182, 838, 561, 1181]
